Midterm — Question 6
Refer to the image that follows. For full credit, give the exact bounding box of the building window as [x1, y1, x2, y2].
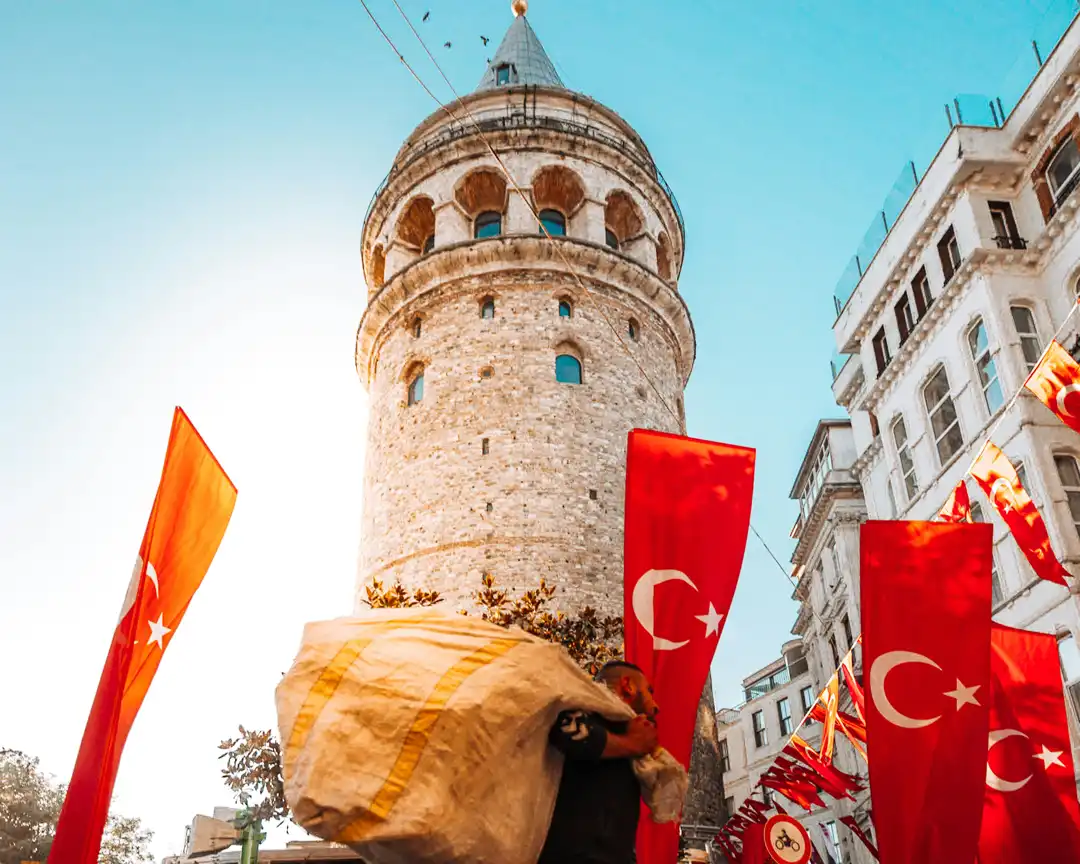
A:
[912, 267, 933, 318]
[480, 297, 495, 319]
[1011, 306, 1042, 373]
[842, 613, 853, 649]
[628, 318, 640, 341]
[1055, 454, 1080, 537]
[496, 63, 511, 86]
[777, 697, 794, 736]
[723, 796, 735, 816]
[605, 227, 620, 249]
[895, 294, 915, 344]
[872, 327, 891, 375]
[558, 299, 572, 318]
[479, 365, 494, 380]
[555, 354, 582, 385]
[482, 437, 490, 455]
[988, 201, 1022, 248]
[938, 226, 962, 283]
[923, 365, 964, 464]
[538, 209, 566, 237]
[823, 821, 843, 863]
[891, 415, 918, 501]
[752, 710, 768, 748]
[968, 319, 1004, 415]
[411, 317, 422, 338]
[407, 369, 424, 406]
[1058, 632, 1080, 720]
[1047, 137, 1080, 204]
[800, 685, 814, 714]
[970, 502, 1006, 603]
[719, 739, 731, 773]
[1015, 460, 1029, 494]
[761, 785, 773, 807]
[474, 211, 502, 239]
[828, 635, 840, 670]
[886, 478, 898, 518]
[422, 234, 435, 254]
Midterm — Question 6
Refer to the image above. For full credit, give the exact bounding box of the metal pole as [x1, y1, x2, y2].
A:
[1033, 39, 1043, 66]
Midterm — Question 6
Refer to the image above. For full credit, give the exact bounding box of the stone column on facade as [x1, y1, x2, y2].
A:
[434, 201, 469, 247]
[575, 198, 606, 245]
[506, 186, 536, 233]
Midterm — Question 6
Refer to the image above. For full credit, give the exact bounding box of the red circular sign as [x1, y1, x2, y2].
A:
[763, 814, 812, 864]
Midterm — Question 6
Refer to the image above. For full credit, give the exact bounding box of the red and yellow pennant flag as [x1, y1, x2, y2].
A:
[1024, 339, 1080, 435]
[50, 408, 236, 864]
[970, 441, 1069, 585]
[937, 480, 972, 523]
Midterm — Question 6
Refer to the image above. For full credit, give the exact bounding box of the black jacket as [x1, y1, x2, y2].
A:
[537, 710, 641, 864]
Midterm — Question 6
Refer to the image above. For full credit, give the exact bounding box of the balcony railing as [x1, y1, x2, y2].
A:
[1050, 171, 1080, 218]
[993, 234, 1028, 250]
[832, 0, 1078, 318]
[364, 104, 684, 244]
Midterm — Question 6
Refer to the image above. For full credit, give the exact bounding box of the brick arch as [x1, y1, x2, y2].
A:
[395, 196, 435, 249]
[604, 190, 644, 244]
[531, 165, 586, 217]
[656, 232, 672, 281]
[370, 244, 386, 289]
[454, 168, 508, 217]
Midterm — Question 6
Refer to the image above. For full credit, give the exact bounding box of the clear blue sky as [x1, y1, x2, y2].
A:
[0, 0, 1066, 856]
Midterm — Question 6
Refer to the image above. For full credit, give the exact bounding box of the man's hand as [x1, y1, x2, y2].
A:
[601, 715, 658, 759]
[624, 715, 658, 756]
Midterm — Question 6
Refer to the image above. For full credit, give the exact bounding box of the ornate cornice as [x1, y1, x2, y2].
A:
[852, 436, 883, 480]
[354, 235, 696, 390]
[790, 482, 864, 568]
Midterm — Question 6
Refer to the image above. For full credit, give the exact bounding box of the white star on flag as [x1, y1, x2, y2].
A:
[694, 602, 724, 638]
[943, 679, 980, 710]
[147, 614, 171, 650]
[1033, 744, 1065, 769]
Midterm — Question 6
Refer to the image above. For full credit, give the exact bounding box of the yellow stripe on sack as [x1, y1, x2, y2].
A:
[283, 622, 404, 776]
[334, 636, 521, 844]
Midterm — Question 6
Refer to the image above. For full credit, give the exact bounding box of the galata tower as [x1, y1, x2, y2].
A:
[354, 0, 722, 831]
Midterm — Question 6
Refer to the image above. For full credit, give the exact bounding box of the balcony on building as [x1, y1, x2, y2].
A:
[789, 421, 861, 547]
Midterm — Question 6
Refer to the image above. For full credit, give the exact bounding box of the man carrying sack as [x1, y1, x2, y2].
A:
[539, 661, 659, 864]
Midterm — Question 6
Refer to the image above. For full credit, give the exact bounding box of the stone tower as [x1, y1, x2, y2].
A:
[354, 3, 724, 837]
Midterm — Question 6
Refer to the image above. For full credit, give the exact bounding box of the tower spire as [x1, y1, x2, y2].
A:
[475, 3, 563, 92]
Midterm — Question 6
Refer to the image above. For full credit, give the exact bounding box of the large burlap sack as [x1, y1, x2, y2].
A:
[275, 608, 636, 864]
[633, 748, 689, 824]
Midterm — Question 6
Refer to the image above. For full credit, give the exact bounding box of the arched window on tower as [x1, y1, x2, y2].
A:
[475, 211, 502, 239]
[558, 299, 573, 318]
[538, 209, 566, 237]
[605, 228, 620, 250]
[407, 367, 425, 406]
[422, 234, 435, 254]
[480, 297, 496, 319]
[555, 354, 582, 385]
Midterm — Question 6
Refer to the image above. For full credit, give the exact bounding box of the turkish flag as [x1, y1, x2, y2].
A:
[739, 822, 768, 864]
[623, 430, 755, 864]
[970, 441, 1069, 585]
[937, 480, 972, 523]
[861, 521, 992, 864]
[1024, 339, 1080, 435]
[978, 623, 1080, 863]
[51, 408, 236, 864]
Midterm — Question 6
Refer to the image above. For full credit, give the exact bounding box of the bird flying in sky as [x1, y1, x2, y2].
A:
[481, 35, 490, 46]
[422, 11, 430, 22]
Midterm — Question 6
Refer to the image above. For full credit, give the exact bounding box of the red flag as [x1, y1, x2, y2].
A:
[1024, 339, 1080, 435]
[841, 652, 866, 723]
[739, 822, 768, 864]
[970, 441, 1069, 585]
[623, 430, 755, 864]
[714, 832, 742, 863]
[816, 671, 841, 763]
[978, 624, 1080, 863]
[784, 737, 863, 798]
[50, 408, 237, 864]
[839, 816, 879, 860]
[861, 521, 992, 864]
[937, 480, 972, 523]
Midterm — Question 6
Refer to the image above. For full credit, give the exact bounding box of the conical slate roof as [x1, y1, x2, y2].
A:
[475, 13, 564, 92]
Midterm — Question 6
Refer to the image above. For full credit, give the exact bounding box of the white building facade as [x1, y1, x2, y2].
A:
[831, 12, 1080, 776]
[716, 642, 854, 864]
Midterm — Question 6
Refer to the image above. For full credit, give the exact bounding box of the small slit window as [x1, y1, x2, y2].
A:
[605, 228, 620, 250]
[480, 297, 495, 319]
[539, 209, 566, 237]
[628, 318, 640, 342]
[482, 438, 490, 455]
[422, 234, 434, 254]
[558, 299, 572, 318]
[411, 318, 422, 338]
[407, 369, 425, 406]
[474, 211, 502, 239]
[555, 354, 582, 385]
[480, 365, 494, 380]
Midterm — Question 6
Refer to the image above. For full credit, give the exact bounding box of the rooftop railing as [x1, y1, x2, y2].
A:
[831, 0, 1079, 319]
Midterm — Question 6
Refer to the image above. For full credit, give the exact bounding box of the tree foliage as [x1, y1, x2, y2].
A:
[219, 572, 624, 823]
[0, 748, 153, 864]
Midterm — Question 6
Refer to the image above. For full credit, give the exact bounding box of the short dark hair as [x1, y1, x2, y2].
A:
[594, 660, 644, 684]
